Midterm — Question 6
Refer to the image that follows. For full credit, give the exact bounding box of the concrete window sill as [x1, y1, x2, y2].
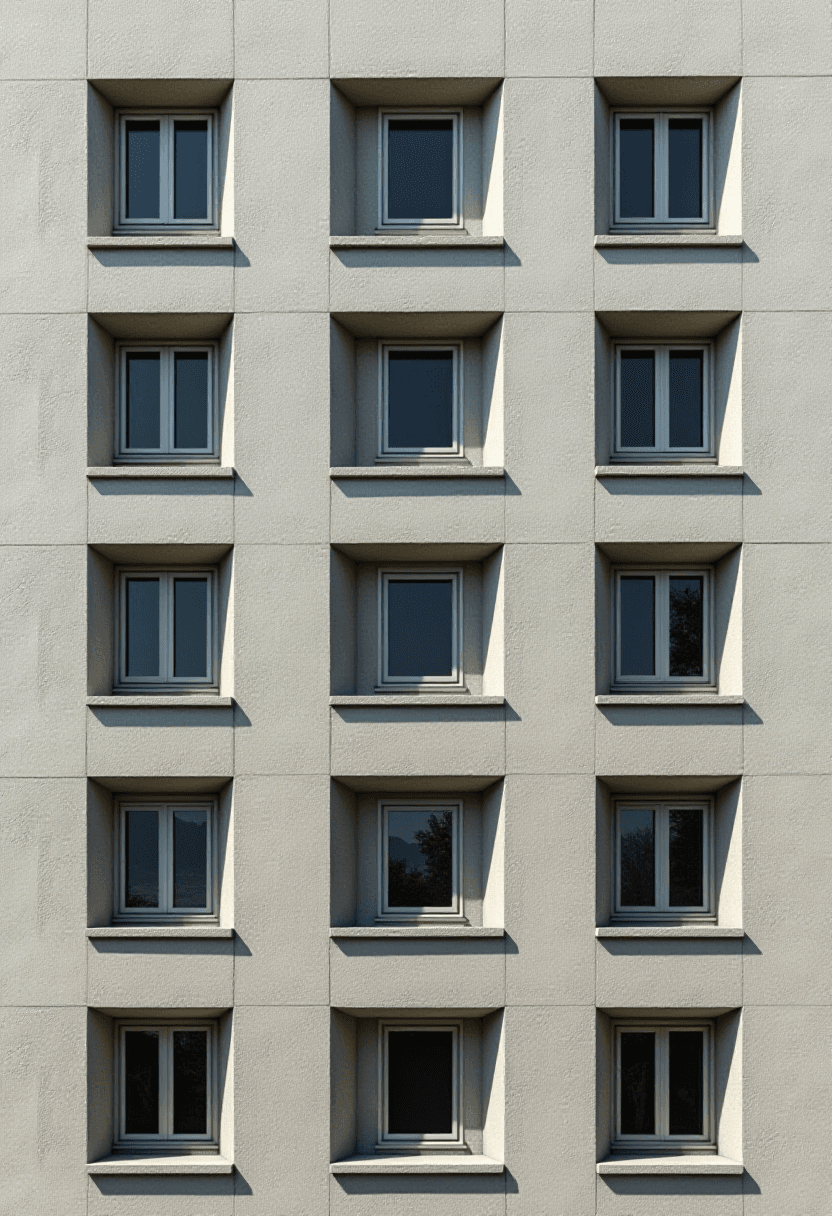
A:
[87, 466, 235, 479]
[88, 1156, 233, 1175]
[595, 465, 743, 478]
[596, 694, 743, 707]
[86, 696, 234, 708]
[330, 235, 504, 250]
[330, 1155, 504, 1175]
[597, 1155, 743, 1176]
[330, 466, 505, 479]
[88, 235, 234, 250]
[596, 926, 743, 939]
[330, 926, 504, 939]
[595, 234, 742, 248]
[87, 926, 234, 939]
[330, 695, 504, 707]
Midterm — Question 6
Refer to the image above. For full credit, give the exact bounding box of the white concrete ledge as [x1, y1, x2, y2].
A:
[597, 926, 743, 939]
[87, 696, 233, 708]
[596, 694, 744, 706]
[331, 1155, 504, 1175]
[88, 235, 234, 250]
[330, 926, 504, 938]
[595, 234, 742, 248]
[330, 695, 505, 707]
[597, 1155, 743, 1176]
[330, 466, 505, 478]
[88, 1155, 233, 1175]
[595, 465, 743, 477]
[87, 926, 234, 939]
[87, 466, 234, 479]
[330, 235, 504, 249]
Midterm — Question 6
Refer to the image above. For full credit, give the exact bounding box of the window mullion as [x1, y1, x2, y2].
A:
[162, 573, 172, 682]
[161, 117, 173, 225]
[161, 806, 172, 914]
[656, 116, 669, 222]
[656, 806, 669, 911]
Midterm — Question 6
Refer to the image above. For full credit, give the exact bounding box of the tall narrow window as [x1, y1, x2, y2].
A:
[379, 800, 462, 920]
[379, 1023, 462, 1148]
[615, 1024, 712, 1150]
[117, 569, 216, 691]
[119, 345, 216, 461]
[118, 112, 216, 229]
[615, 344, 711, 459]
[117, 1022, 215, 1150]
[614, 112, 709, 228]
[615, 801, 712, 920]
[118, 802, 215, 921]
[379, 344, 462, 459]
[614, 569, 712, 689]
[380, 111, 462, 229]
[379, 570, 463, 689]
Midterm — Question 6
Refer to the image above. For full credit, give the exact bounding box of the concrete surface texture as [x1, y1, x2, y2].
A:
[1, 1, 830, 1213]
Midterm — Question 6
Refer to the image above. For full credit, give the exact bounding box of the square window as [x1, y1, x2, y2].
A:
[379, 1022, 462, 1149]
[613, 568, 714, 690]
[378, 570, 463, 690]
[117, 344, 217, 461]
[117, 112, 216, 230]
[116, 1020, 217, 1151]
[379, 343, 462, 459]
[379, 799, 463, 920]
[614, 343, 712, 460]
[117, 569, 217, 692]
[116, 801, 217, 922]
[614, 112, 710, 228]
[614, 799, 713, 921]
[614, 1022, 714, 1152]
[380, 111, 462, 229]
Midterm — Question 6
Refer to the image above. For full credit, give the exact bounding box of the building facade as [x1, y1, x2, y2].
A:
[2, 1, 831, 1213]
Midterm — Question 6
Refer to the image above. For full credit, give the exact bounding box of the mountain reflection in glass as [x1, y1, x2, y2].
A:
[669, 351, 703, 448]
[388, 119, 454, 221]
[620, 351, 655, 448]
[172, 1030, 208, 1135]
[387, 807, 453, 909]
[173, 808, 208, 908]
[619, 808, 655, 906]
[620, 1032, 655, 1134]
[620, 577, 655, 676]
[669, 1031, 703, 1134]
[125, 809, 159, 908]
[669, 576, 703, 676]
[669, 807, 703, 906]
[668, 119, 702, 218]
[387, 579, 453, 679]
[388, 1030, 453, 1134]
[388, 351, 454, 450]
[125, 1030, 159, 1134]
[619, 118, 654, 217]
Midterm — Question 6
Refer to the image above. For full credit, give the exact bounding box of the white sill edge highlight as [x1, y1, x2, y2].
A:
[86, 695, 234, 707]
[87, 926, 234, 939]
[330, 1155, 504, 1175]
[596, 694, 744, 706]
[87, 1155, 233, 1175]
[329, 695, 505, 706]
[330, 466, 505, 478]
[597, 1155, 743, 1175]
[595, 233, 742, 246]
[595, 465, 743, 477]
[596, 926, 743, 938]
[87, 466, 235, 478]
[330, 926, 504, 938]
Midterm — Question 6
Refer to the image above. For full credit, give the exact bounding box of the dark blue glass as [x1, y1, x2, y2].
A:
[668, 351, 703, 448]
[174, 353, 209, 449]
[621, 1032, 655, 1134]
[388, 1030, 453, 1134]
[173, 579, 208, 678]
[668, 119, 702, 218]
[669, 577, 703, 677]
[669, 1031, 703, 1134]
[619, 119, 654, 218]
[125, 1031, 159, 1134]
[174, 120, 209, 219]
[388, 119, 454, 221]
[125, 121, 160, 219]
[620, 352, 655, 447]
[388, 351, 454, 450]
[619, 808, 655, 906]
[620, 577, 655, 677]
[172, 1030, 208, 1135]
[126, 578, 160, 677]
[387, 579, 453, 679]
[126, 353, 161, 449]
[125, 809, 159, 908]
[173, 808, 208, 908]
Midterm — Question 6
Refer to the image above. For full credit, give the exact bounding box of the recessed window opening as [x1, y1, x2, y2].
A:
[614, 568, 713, 689]
[614, 112, 710, 228]
[116, 1021, 217, 1152]
[118, 112, 216, 229]
[380, 111, 462, 229]
[117, 569, 217, 691]
[117, 344, 217, 461]
[379, 1022, 462, 1149]
[614, 800, 712, 921]
[379, 800, 462, 921]
[379, 344, 462, 460]
[614, 1022, 713, 1152]
[379, 570, 463, 690]
[615, 343, 712, 460]
[116, 801, 216, 922]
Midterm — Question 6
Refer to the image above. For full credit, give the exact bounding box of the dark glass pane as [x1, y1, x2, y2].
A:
[669, 577, 703, 677]
[173, 808, 208, 908]
[125, 809, 159, 908]
[388, 1030, 453, 1134]
[387, 807, 453, 908]
[172, 1030, 208, 1135]
[620, 352, 655, 447]
[388, 120, 454, 220]
[620, 1032, 655, 1135]
[174, 353, 209, 449]
[669, 352, 703, 448]
[126, 120, 160, 219]
[124, 1031, 159, 1134]
[619, 119, 654, 218]
[620, 577, 655, 677]
[126, 353, 161, 449]
[173, 579, 208, 678]
[173, 121, 209, 220]
[669, 808, 703, 906]
[669, 1031, 704, 1135]
[388, 351, 454, 450]
[387, 580, 453, 679]
[126, 578, 160, 678]
[619, 808, 655, 906]
[668, 119, 703, 218]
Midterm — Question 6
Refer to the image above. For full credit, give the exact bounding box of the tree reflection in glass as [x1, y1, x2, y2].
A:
[619, 808, 655, 906]
[669, 576, 703, 676]
[387, 808, 454, 909]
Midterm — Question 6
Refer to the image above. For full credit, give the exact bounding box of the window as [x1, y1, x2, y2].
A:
[116, 801, 216, 922]
[379, 343, 462, 460]
[116, 569, 217, 692]
[117, 344, 217, 462]
[380, 110, 462, 229]
[614, 1022, 714, 1152]
[379, 1022, 462, 1150]
[614, 800, 712, 921]
[117, 112, 216, 229]
[613, 568, 713, 690]
[115, 1021, 217, 1152]
[378, 570, 463, 690]
[379, 800, 462, 921]
[614, 343, 712, 460]
[614, 111, 710, 228]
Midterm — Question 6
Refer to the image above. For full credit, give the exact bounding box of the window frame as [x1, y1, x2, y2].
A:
[612, 341, 714, 462]
[115, 567, 218, 692]
[377, 1020, 463, 1149]
[378, 568, 464, 691]
[115, 110, 218, 232]
[613, 1020, 715, 1153]
[114, 799, 218, 924]
[612, 798, 714, 923]
[377, 341, 463, 461]
[114, 1019, 218, 1152]
[378, 109, 464, 231]
[612, 566, 715, 691]
[612, 109, 712, 230]
[115, 341, 219, 463]
[377, 798, 464, 922]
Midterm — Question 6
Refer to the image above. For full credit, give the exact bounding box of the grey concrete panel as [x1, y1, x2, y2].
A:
[329, 249, 505, 316]
[596, 937, 742, 1009]
[593, 248, 743, 314]
[331, 478, 505, 547]
[87, 1176, 234, 1216]
[595, 478, 742, 546]
[743, 0, 832, 74]
[87, 937, 234, 1008]
[331, 1173, 506, 1216]
[505, 0, 593, 77]
[597, 1175, 743, 1216]
[87, 249, 235, 315]
[88, 0, 233, 79]
[330, 704, 506, 778]
[595, 704, 743, 775]
[594, 0, 742, 75]
[330, 937, 505, 1010]
[88, 479, 234, 547]
[86, 706, 234, 778]
[0, 0, 86, 76]
[235, 0, 329, 78]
